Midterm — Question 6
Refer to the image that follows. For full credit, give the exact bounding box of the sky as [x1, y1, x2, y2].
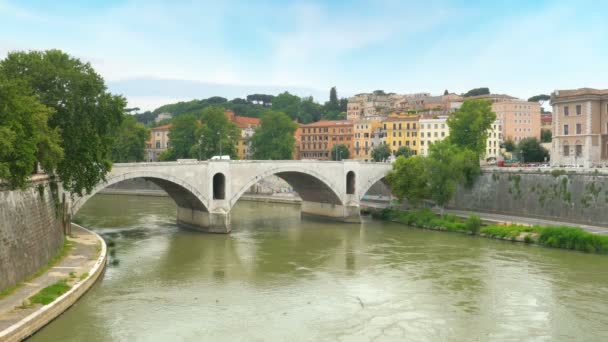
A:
[1, 0, 607, 111]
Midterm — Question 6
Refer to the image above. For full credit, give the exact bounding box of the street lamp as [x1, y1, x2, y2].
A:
[217, 131, 222, 157]
[198, 134, 204, 161]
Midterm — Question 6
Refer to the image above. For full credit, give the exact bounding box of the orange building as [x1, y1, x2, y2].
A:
[145, 124, 172, 161]
[299, 120, 354, 160]
[226, 110, 260, 159]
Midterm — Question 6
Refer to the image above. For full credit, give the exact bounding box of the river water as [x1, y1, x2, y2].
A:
[30, 195, 608, 341]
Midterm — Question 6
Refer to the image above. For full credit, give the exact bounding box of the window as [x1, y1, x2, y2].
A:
[576, 105, 582, 116]
[156, 141, 161, 149]
[576, 123, 582, 134]
[576, 144, 582, 157]
[564, 124, 569, 135]
[563, 145, 569, 156]
[564, 106, 569, 116]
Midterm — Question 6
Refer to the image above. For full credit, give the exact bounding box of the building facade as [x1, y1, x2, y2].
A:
[418, 117, 449, 156]
[352, 119, 383, 161]
[491, 100, 541, 142]
[550, 88, 608, 167]
[383, 116, 419, 155]
[145, 124, 172, 161]
[299, 120, 354, 160]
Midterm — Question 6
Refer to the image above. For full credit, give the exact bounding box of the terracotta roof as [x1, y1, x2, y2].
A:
[300, 120, 352, 127]
[233, 115, 260, 128]
[151, 124, 172, 130]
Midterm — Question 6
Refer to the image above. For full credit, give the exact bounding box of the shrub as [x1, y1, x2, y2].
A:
[465, 215, 482, 235]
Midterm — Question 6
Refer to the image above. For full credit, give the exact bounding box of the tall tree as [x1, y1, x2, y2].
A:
[528, 94, 551, 105]
[443, 89, 449, 95]
[446, 99, 496, 158]
[250, 111, 298, 160]
[161, 114, 199, 161]
[111, 115, 148, 162]
[196, 106, 240, 159]
[0, 75, 63, 189]
[272, 92, 301, 120]
[331, 144, 350, 161]
[386, 155, 428, 206]
[1, 50, 125, 195]
[371, 144, 391, 162]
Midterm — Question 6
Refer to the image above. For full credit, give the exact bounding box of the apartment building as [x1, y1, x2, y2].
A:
[347, 91, 393, 120]
[550, 88, 608, 167]
[145, 124, 172, 161]
[418, 117, 449, 156]
[299, 120, 354, 160]
[486, 120, 503, 161]
[491, 100, 541, 142]
[352, 120, 383, 161]
[383, 116, 419, 155]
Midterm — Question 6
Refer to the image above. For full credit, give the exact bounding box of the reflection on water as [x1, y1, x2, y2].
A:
[30, 195, 608, 341]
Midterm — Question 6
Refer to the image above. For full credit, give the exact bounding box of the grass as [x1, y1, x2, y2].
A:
[0, 238, 73, 300]
[480, 224, 608, 254]
[373, 208, 608, 255]
[28, 279, 71, 305]
[79, 272, 89, 281]
[372, 208, 472, 234]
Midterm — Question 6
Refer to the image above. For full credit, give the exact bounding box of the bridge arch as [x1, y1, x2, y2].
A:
[71, 171, 209, 215]
[358, 171, 390, 201]
[229, 166, 344, 208]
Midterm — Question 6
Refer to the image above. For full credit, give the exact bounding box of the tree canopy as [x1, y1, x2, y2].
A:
[331, 144, 350, 161]
[1, 50, 125, 195]
[395, 146, 413, 158]
[517, 137, 549, 163]
[541, 129, 552, 143]
[447, 99, 496, 158]
[160, 114, 199, 161]
[250, 111, 298, 160]
[463, 87, 490, 97]
[528, 94, 550, 104]
[196, 106, 240, 159]
[0, 75, 63, 189]
[371, 144, 391, 162]
[111, 115, 148, 163]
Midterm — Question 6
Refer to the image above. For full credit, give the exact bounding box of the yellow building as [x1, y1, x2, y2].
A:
[353, 119, 383, 160]
[383, 116, 419, 155]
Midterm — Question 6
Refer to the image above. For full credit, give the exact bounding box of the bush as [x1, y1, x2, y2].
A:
[538, 227, 608, 253]
[465, 215, 482, 235]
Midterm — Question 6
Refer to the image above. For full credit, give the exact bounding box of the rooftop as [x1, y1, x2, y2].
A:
[553, 88, 608, 98]
[300, 120, 353, 127]
[151, 124, 172, 130]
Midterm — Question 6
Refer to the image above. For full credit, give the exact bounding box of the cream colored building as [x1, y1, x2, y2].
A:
[419, 117, 449, 156]
[550, 88, 608, 167]
[485, 120, 503, 161]
[145, 124, 172, 161]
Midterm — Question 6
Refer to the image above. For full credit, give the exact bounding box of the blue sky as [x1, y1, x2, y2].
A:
[1, 0, 607, 110]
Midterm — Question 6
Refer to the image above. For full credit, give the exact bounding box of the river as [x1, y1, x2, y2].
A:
[29, 195, 608, 341]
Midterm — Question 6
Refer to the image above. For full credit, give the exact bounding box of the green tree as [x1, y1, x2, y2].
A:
[250, 111, 298, 160]
[528, 94, 551, 104]
[0, 75, 63, 189]
[1, 50, 125, 195]
[371, 144, 391, 162]
[322, 111, 346, 120]
[446, 99, 496, 158]
[324, 86, 340, 112]
[517, 137, 549, 163]
[162, 114, 199, 161]
[395, 146, 412, 158]
[196, 106, 240, 159]
[331, 144, 350, 161]
[541, 129, 552, 143]
[272, 92, 301, 120]
[463, 87, 490, 97]
[386, 155, 428, 206]
[300, 96, 323, 122]
[503, 139, 516, 152]
[111, 115, 148, 162]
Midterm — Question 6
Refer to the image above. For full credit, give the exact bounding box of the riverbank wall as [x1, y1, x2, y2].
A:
[0, 224, 107, 342]
[0, 177, 64, 292]
[451, 169, 608, 227]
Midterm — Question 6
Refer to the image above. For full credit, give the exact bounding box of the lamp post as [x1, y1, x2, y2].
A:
[198, 134, 204, 161]
[217, 131, 222, 158]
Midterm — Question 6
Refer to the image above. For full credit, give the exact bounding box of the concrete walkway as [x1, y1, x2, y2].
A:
[0, 226, 101, 332]
[360, 200, 608, 235]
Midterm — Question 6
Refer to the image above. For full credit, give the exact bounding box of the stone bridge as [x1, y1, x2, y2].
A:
[70, 160, 391, 233]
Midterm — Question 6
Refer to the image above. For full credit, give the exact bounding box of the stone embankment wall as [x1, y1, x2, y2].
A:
[451, 169, 608, 226]
[0, 179, 64, 292]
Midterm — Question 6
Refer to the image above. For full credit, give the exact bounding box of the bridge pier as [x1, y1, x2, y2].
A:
[176, 206, 231, 234]
[300, 201, 361, 223]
